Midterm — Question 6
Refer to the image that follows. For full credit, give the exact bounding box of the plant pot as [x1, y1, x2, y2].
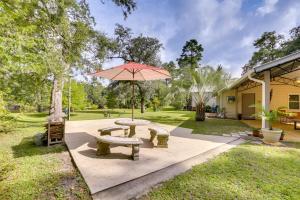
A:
[237, 114, 242, 120]
[261, 128, 282, 143]
[252, 130, 260, 137]
[280, 132, 285, 140]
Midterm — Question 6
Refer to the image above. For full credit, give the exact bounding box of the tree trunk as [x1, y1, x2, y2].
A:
[49, 75, 65, 122]
[36, 89, 42, 112]
[195, 102, 205, 121]
[140, 97, 145, 113]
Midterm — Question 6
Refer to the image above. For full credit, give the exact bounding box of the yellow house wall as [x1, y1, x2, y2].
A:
[219, 82, 300, 119]
[219, 89, 237, 118]
[238, 83, 300, 113]
[237, 86, 261, 115]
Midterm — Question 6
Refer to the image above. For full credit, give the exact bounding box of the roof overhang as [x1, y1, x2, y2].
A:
[218, 51, 300, 94]
[254, 51, 300, 73]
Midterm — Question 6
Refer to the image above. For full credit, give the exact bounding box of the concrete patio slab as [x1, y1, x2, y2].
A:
[65, 119, 242, 199]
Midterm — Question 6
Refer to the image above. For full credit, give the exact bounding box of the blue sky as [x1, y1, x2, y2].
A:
[88, 0, 300, 77]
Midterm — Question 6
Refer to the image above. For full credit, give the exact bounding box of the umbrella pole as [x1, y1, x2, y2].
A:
[132, 80, 134, 121]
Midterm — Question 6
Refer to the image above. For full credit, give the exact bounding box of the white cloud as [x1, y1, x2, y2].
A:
[240, 35, 255, 48]
[183, 0, 244, 43]
[88, 0, 300, 79]
[276, 5, 300, 37]
[256, 0, 279, 16]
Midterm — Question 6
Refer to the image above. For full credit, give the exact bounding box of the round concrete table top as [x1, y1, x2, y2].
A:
[115, 119, 151, 126]
[115, 119, 151, 137]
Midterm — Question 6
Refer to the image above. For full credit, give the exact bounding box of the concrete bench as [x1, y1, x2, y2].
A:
[96, 135, 143, 161]
[148, 127, 169, 148]
[98, 126, 129, 136]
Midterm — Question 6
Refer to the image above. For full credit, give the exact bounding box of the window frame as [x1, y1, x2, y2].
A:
[288, 93, 300, 110]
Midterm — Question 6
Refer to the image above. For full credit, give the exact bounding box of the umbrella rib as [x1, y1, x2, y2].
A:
[150, 69, 171, 78]
[111, 69, 126, 80]
[138, 70, 146, 81]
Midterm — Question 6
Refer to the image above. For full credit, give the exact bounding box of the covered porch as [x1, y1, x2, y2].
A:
[218, 51, 300, 129]
[242, 120, 300, 142]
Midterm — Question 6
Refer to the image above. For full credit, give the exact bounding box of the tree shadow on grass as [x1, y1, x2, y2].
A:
[141, 115, 185, 126]
[24, 113, 48, 118]
[179, 117, 251, 135]
[12, 136, 66, 158]
[74, 110, 124, 114]
[16, 120, 45, 128]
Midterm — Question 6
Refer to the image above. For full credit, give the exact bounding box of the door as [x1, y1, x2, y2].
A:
[242, 93, 255, 119]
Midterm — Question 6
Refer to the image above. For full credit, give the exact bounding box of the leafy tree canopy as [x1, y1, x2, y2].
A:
[112, 24, 163, 65]
[242, 26, 300, 75]
[177, 39, 204, 69]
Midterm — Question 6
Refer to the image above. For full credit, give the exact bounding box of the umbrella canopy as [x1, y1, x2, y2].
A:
[90, 62, 171, 120]
[92, 62, 170, 81]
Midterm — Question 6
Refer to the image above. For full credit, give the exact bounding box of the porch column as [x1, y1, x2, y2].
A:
[262, 70, 270, 129]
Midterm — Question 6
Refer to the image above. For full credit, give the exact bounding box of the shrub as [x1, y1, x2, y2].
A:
[205, 105, 212, 113]
[0, 92, 17, 133]
[151, 97, 160, 112]
[0, 113, 17, 134]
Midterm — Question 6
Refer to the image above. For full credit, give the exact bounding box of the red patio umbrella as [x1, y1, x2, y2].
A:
[90, 62, 171, 120]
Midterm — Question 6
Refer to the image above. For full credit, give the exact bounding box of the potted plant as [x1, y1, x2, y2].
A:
[252, 128, 261, 137]
[255, 106, 285, 143]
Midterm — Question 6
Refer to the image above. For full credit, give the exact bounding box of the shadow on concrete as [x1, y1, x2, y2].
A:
[167, 126, 234, 144]
[78, 149, 131, 160]
[66, 132, 96, 150]
[140, 138, 154, 148]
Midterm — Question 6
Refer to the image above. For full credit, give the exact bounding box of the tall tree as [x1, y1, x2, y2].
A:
[177, 39, 204, 69]
[176, 39, 204, 110]
[84, 79, 106, 108]
[192, 66, 230, 121]
[110, 24, 163, 113]
[63, 80, 88, 111]
[0, 0, 136, 121]
[242, 31, 283, 74]
[0, 1, 51, 111]
[162, 61, 178, 79]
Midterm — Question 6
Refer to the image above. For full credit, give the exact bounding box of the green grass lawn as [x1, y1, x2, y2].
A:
[142, 142, 300, 200]
[0, 114, 90, 200]
[70, 108, 251, 135]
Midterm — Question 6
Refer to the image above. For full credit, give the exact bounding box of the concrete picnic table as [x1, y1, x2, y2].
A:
[115, 119, 151, 137]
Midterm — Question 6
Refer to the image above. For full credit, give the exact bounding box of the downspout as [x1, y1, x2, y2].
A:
[247, 72, 268, 129]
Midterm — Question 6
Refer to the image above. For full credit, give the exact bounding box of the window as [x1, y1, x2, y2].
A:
[227, 96, 236, 104]
[289, 94, 300, 109]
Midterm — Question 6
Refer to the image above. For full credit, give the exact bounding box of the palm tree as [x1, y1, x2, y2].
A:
[191, 66, 230, 121]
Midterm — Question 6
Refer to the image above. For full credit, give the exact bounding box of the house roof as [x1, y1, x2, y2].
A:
[218, 51, 300, 94]
[254, 51, 300, 73]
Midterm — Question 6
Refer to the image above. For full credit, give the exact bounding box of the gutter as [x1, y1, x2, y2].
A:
[247, 73, 265, 87]
[217, 70, 254, 95]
